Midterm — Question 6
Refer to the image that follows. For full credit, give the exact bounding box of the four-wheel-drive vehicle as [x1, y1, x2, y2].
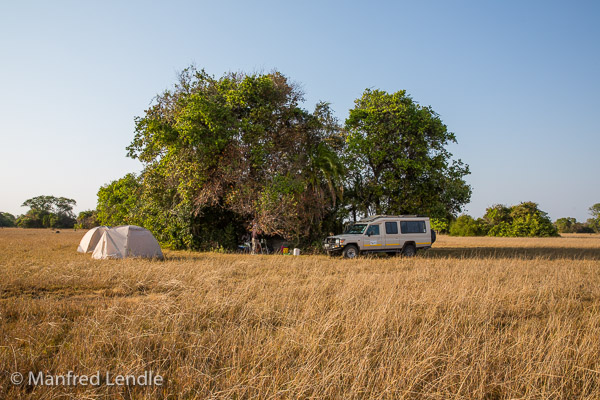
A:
[324, 215, 436, 258]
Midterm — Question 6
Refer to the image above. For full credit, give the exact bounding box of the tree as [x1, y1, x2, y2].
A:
[553, 217, 594, 234]
[509, 202, 558, 237]
[588, 203, 600, 233]
[590, 203, 600, 219]
[17, 195, 76, 228]
[449, 215, 483, 236]
[554, 217, 577, 233]
[483, 204, 513, 236]
[0, 212, 16, 227]
[125, 67, 343, 249]
[478, 202, 558, 237]
[344, 89, 471, 221]
[75, 210, 100, 229]
[96, 173, 141, 226]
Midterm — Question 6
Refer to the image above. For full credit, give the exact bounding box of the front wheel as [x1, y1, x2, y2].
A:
[402, 244, 416, 257]
[342, 245, 359, 259]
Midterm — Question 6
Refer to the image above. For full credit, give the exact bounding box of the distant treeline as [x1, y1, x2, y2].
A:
[1, 196, 77, 229]
[0, 196, 98, 230]
[438, 202, 600, 237]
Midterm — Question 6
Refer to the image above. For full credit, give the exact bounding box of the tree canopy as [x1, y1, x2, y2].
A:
[344, 89, 471, 220]
[119, 67, 344, 249]
[0, 212, 16, 227]
[17, 195, 77, 228]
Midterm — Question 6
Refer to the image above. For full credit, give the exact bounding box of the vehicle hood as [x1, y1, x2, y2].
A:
[325, 234, 363, 242]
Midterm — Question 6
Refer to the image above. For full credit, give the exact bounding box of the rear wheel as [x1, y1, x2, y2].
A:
[342, 245, 359, 259]
[402, 244, 416, 257]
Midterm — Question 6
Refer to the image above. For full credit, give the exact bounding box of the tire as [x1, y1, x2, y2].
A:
[342, 245, 359, 259]
[402, 243, 416, 257]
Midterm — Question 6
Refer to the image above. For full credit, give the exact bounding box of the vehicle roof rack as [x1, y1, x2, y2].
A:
[359, 214, 429, 222]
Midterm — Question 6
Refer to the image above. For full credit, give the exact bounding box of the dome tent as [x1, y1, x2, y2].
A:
[91, 225, 163, 260]
[77, 226, 109, 253]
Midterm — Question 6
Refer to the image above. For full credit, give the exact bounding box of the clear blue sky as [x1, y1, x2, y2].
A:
[1, 0, 598, 222]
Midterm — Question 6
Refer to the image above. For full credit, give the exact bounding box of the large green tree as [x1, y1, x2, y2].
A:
[125, 67, 343, 248]
[17, 195, 76, 228]
[344, 89, 471, 220]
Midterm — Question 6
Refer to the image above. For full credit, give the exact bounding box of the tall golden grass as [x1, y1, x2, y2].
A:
[1, 228, 600, 399]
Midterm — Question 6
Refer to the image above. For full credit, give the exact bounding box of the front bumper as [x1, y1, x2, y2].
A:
[324, 239, 343, 255]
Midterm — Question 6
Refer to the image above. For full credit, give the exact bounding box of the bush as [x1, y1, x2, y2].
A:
[0, 212, 16, 227]
[75, 210, 100, 229]
[431, 218, 450, 233]
[554, 217, 595, 234]
[509, 202, 558, 237]
[555, 217, 577, 233]
[449, 215, 483, 236]
[451, 202, 559, 237]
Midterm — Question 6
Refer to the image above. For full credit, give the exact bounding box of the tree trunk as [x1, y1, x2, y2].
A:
[251, 221, 258, 255]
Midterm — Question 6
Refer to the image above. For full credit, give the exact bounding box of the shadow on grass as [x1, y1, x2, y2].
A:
[422, 246, 600, 260]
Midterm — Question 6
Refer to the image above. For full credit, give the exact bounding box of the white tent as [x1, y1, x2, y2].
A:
[91, 225, 163, 260]
[77, 226, 109, 253]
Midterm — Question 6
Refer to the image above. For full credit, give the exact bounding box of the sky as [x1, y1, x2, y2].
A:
[1, 0, 599, 222]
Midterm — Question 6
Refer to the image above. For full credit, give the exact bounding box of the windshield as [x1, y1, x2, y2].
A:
[344, 224, 367, 234]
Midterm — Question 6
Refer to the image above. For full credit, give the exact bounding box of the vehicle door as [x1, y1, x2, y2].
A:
[364, 223, 383, 249]
[384, 221, 403, 249]
[400, 220, 429, 247]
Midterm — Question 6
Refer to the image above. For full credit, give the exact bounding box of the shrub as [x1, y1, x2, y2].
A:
[0, 212, 16, 227]
[449, 215, 483, 236]
[75, 210, 100, 229]
[430, 217, 450, 233]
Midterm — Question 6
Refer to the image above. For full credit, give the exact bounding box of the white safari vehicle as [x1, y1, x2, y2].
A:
[324, 215, 436, 258]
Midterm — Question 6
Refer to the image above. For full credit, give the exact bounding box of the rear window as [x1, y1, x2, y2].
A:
[400, 221, 426, 234]
[385, 221, 398, 234]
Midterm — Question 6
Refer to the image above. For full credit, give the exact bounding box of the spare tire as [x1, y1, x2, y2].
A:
[431, 229, 437, 244]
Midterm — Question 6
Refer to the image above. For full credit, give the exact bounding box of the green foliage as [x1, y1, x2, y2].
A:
[96, 173, 141, 226]
[97, 67, 478, 249]
[430, 217, 450, 233]
[586, 218, 599, 233]
[452, 202, 559, 237]
[0, 212, 16, 227]
[449, 215, 484, 236]
[75, 210, 100, 229]
[344, 89, 471, 221]
[123, 67, 344, 249]
[483, 204, 511, 227]
[509, 202, 559, 237]
[555, 217, 576, 233]
[588, 203, 600, 233]
[589, 203, 600, 219]
[554, 217, 595, 234]
[17, 195, 76, 228]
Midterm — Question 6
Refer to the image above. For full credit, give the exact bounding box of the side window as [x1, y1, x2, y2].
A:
[385, 221, 398, 234]
[366, 224, 380, 236]
[400, 221, 426, 234]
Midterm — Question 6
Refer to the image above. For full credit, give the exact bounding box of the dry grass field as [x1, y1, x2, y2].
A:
[1, 228, 600, 399]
